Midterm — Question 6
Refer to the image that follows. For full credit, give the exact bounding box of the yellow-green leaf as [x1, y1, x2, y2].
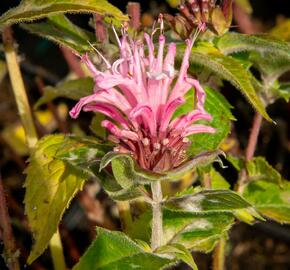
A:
[0, 0, 128, 27]
[24, 134, 89, 263]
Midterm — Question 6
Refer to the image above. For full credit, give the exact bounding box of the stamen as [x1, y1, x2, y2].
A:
[142, 138, 150, 146]
[154, 143, 161, 150]
[112, 24, 122, 48]
[87, 41, 111, 69]
[182, 137, 190, 143]
[162, 138, 169, 145]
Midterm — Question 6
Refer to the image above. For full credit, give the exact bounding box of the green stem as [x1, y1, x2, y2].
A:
[3, 27, 66, 270]
[212, 238, 226, 270]
[49, 229, 66, 270]
[117, 201, 133, 233]
[151, 181, 163, 251]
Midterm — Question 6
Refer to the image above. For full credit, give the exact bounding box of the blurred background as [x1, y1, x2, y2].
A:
[0, 1, 290, 269]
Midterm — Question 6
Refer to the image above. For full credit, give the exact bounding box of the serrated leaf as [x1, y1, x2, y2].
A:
[217, 33, 290, 59]
[100, 150, 223, 183]
[129, 208, 235, 253]
[175, 86, 234, 156]
[24, 134, 91, 263]
[178, 42, 271, 121]
[0, 0, 128, 27]
[73, 228, 173, 270]
[21, 15, 95, 53]
[243, 180, 290, 224]
[157, 244, 198, 270]
[246, 157, 283, 186]
[34, 77, 94, 109]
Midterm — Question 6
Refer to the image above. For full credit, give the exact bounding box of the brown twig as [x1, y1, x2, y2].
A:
[237, 113, 263, 193]
[94, 14, 107, 43]
[0, 174, 20, 270]
[127, 2, 141, 31]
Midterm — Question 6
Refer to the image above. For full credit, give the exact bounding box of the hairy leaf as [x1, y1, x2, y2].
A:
[178, 42, 271, 121]
[246, 157, 283, 186]
[157, 244, 198, 270]
[217, 33, 290, 59]
[243, 180, 290, 224]
[34, 77, 94, 109]
[0, 0, 127, 27]
[129, 208, 235, 253]
[209, 167, 230, 190]
[73, 228, 173, 270]
[21, 15, 95, 53]
[24, 134, 94, 263]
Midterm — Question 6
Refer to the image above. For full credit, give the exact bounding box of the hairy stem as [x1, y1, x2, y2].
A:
[3, 27, 66, 270]
[237, 113, 263, 193]
[0, 175, 20, 270]
[151, 181, 163, 251]
[212, 238, 226, 270]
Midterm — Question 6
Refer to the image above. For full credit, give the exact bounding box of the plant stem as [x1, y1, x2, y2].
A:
[212, 238, 226, 270]
[49, 229, 66, 270]
[94, 14, 107, 43]
[117, 201, 133, 233]
[2, 27, 38, 150]
[237, 112, 263, 193]
[151, 181, 163, 251]
[3, 27, 66, 269]
[0, 175, 20, 270]
[127, 2, 141, 31]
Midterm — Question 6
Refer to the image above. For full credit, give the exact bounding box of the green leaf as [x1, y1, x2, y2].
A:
[270, 19, 290, 42]
[157, 244, 198, 270]
[179, 42, 271, 121]
[166, 0, 180, 8]
[34, 77, 94, 109]
[246, 157, 283, 186]
[175, 86, 234, 155]
[24, 134, 90, 263]
[217, 33, 290, 60]
[243, 180, 290, 224]
[164, 189, 256, 214]
[21, 15, 95, 53]
[277, 82, 290, 102]
[100, 150, 223, 183]
[0, 0, 128, 27]
[73, 228, 173, 270]
[209, 167, 230, 190]
[129, 208, 235, 253]
[234, 0, 253, 14]
[226, 154, 244, 171]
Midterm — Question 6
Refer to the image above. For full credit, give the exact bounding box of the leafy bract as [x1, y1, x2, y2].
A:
[100, 150, 223, 183]
[73, 228, 173, 270]
[175, 86, 234, 156]
[24, 134, 105, 263]
[243, 180, 290, 224]
[21, 15, 95, 53]
[0, 0, 127, 27]
[178, 42, 271, 121]
[34, 77, 94, 109]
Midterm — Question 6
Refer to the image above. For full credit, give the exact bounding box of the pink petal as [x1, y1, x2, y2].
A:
[182, 124, 216, 137]
[101, 120, 139, 141]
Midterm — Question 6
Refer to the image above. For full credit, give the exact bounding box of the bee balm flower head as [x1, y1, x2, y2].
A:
[70, 17, 215, 172]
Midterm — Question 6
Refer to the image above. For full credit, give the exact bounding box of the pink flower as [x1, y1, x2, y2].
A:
[70, 19, 215, 172]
